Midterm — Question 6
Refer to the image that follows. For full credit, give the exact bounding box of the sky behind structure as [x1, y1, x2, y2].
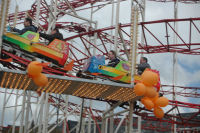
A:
[1, 0, 199, 126]
[8, 0, 200, 107]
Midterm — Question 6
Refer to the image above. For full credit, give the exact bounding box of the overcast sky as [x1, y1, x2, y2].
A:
[8, 0, 200, 106]
[1, 0, 200, 125]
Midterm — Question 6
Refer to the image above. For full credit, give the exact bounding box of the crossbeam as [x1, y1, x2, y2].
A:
[0, 69, 136, 102]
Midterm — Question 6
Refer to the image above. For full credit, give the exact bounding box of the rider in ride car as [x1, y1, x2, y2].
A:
[137, 57, 151, 75]
[107, 50, 120, 67]
[12, 17, 37, 34]
[39, 28, 63, 43]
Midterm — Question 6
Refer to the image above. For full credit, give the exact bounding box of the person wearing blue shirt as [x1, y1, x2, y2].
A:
[12, 18, 37, 35]
[137, 57, 151, 75]
[39, 28, 63, 43]
[107, 50, 120, 67]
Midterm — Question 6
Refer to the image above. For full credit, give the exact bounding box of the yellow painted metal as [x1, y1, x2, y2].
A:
[4, 32, 63, 58]
[5, 32, 32, 46]
[0, 71, 137, 102]
[32, 43, 63, 58]
[99, 65, 142, 83]
[100, 65, 128, 76]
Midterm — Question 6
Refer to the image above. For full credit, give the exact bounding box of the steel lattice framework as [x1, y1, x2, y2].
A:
[0, 0, 199, 132]
[139, 18, 200, 55]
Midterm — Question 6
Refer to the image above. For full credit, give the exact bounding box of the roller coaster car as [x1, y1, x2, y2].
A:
[85, 56, 160, 90]
[98, 61, 141, 83]
[2, 31, 69, 66]
[84, 55, 141, 84]
[99, 63, 160, 90]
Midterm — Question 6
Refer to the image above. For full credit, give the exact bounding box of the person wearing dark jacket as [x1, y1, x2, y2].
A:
[137, 57, 151, 75]
[107, 50, 120, 67]
[39, 28, 63, 43]
[12, 17, 37, 35]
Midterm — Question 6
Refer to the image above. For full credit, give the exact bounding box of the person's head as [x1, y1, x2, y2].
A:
[51, 28, 59, 35]
[140, 57, 148, 64]
[108, 50, 117, 60]
[24, 18, 32, 27]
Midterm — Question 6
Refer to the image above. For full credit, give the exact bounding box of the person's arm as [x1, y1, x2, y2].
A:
[137, 63, 146, 71]
[107, 58, 120, 67]
[107, 61, 115, 67]
[13, 27, 27, 35]
[56, 33, 63, 40]
[13, 26, 37, 35]
[39, 32, 54, 42]
[137, 63, 151, 75]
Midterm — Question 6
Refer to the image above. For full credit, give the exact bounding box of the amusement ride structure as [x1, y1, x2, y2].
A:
[0, 0, 200, 133]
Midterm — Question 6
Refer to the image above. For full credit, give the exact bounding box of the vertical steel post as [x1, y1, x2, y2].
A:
[42, 93, 49, 133]
[104, 103, 109, 133]
[88, 101, 92, 133]
[114, 112, 128, 133]
[110, 0, 115, 50]
[128, 101, 134, 133]
[38, 93, 45, 133]
[94, 122, 96, 133]
[12, 90, 19, 133]
[101, 114, 106, 133]
[138, 0, 146, 132]
[130, 1, 139, 87]
[47, 0, 56, 34]
[0, 88, 7, 133]
[78, 98, 84, 133]
[109, 110, 114, 133]
[172, 1, 178, 133]
[0, 0, 9, 55]
[63, 95, 69, 133]
[114, 0, 121, 53]
[93, 22, 98, 56]
[36, 0, 41, 27]
[24, 91, 32, 133]
[19, 91, 26, 133]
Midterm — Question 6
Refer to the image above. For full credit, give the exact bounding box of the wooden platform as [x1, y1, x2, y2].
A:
[0, 69, 137, 102]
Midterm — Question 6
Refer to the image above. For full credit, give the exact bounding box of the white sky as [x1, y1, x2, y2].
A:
[1, 0, 200, 125]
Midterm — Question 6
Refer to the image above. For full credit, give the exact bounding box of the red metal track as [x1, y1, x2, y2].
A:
[149, 0, 200, 3]
[3, 0, 200, 132]
[7, 0, 127, 25]
[161, 84, 200, 98]
[62, 18, 200, 67]
[7, 1, 200, 66]
[139, 18, 200, 55]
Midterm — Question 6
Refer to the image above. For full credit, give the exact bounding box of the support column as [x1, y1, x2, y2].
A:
[105, 104, 109, 133]
[12, 90, 19, 133]
[24, 91, 32, 133]
[36, 0, 41, 27]
[0, 88, 8, 133]
[172, 1, 178, 133]
[101, 102, 122, 133]
[88, 100, 92, 133]
[129, 1, 139, 87]
[94, 122, 96, 133]
[0, 0, 10, 54]
[19, 91, 27, 133]
[78, 98, 85, 133]
[42, 93, 49, 133]
[114, 112, 128, 133]
[114, 0, 121, 53]
[110, 0, 115, 50]
[47, 0, 57, 33]
[138, 114, 142, 133]
[38, 93, 45, 133]
[101, 114, 106, 133]
[109, 110, 114, 133]
[127, 101, 134, 133]
[63, 95, 69, 133]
